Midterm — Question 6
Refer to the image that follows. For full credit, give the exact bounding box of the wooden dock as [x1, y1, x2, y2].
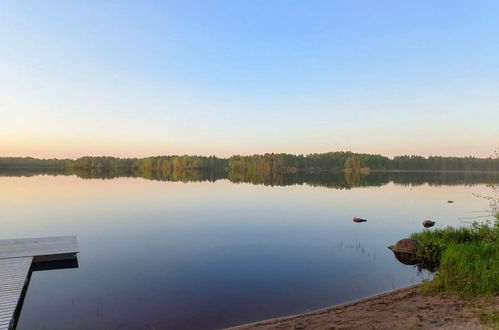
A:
[0, 236, 78, 330]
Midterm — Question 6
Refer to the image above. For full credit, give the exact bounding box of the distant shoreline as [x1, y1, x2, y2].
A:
[1, 152, 498, 175]
[1, 167, 498, 187]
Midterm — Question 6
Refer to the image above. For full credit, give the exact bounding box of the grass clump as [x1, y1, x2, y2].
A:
[410, 221, 498, 263]
[412, 220, 498, 296]
[431, 241, 498, 296]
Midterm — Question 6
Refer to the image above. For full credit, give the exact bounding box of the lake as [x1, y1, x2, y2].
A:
[1, 171, 497, 329]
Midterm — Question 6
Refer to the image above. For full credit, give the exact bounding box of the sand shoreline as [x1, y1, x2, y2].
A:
[227, 285, 497, 329]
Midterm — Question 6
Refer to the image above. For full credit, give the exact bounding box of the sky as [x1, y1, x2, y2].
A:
[0, 0, 498, 159]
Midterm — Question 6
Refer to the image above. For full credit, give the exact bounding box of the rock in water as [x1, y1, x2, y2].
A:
[392, 251, 420, 265]
[422, 220, 435, 228]
[447, 200, 454, 203]
[353, 217, 367, 223]
[387, 238, 418, 254]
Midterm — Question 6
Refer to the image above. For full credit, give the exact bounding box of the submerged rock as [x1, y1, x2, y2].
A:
[422, 220, 435, 228]
[392, 251, 420, 266]
[388, 238, 438, 271]
[353, 217, 367, 223]
[388, 238, 418, 254]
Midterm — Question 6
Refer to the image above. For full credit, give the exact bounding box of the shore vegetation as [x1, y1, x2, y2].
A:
[411, 220, 498, 296]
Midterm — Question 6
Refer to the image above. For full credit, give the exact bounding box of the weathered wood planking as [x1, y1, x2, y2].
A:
[0, 257, 32, 330]
[0, 236, 78, 330]
[0, 236, 78, 262]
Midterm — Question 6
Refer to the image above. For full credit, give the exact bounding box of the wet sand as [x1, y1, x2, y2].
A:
[228, 285, 497, 329]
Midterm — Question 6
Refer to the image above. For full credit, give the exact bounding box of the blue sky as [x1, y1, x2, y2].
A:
[1, 0, 498, 158]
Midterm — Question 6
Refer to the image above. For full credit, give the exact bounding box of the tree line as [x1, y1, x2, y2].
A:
[227, 152, 499, 172]
[1, 151, 498, 173]
[0, 157, 70, 169]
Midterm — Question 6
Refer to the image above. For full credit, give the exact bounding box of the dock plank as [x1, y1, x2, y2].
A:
[0, 257, 32, 330]
[0, 236, 78, 260]
[0, 236, 78, 330]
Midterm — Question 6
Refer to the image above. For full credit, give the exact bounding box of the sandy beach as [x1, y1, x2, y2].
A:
[228, 285, 498, 330]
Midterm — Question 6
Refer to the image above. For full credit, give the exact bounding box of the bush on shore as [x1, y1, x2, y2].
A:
[411, 220, 498, 296]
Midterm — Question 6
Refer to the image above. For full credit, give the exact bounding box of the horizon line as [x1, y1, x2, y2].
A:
[1, 150, 498, 161]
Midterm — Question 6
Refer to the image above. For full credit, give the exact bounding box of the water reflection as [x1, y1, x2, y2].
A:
[389, 251, 439, 272]
[1, 168, 498, 187]
[1, 171, 496, 329]
[391, 251, 420, 266]
[13, 257, 79, 329]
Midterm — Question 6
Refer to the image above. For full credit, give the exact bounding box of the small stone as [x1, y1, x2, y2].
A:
[422, 220, 435, 228]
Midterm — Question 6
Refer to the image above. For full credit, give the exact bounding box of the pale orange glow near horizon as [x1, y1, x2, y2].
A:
[0, 135, 496, 160]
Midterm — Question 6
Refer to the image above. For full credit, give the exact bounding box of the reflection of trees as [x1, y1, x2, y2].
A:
[228, 170, 364, 188]
[343, 172, 363, 186]
[0, 168, 68, 177]
[136, 168, 226, 183]
[370, 171, 499, 187]
[71, 167, 135, 179]
[228, 168, 287, 186]
[1, 168, 498, 188]
[227, 170, 499, 189]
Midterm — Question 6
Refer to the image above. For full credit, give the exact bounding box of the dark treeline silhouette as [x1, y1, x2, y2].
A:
[70, 156, 136, 170]
[228, 152, 499, 172]
[62, 156, 226, 181]
[134, 155, 227, 173]
[390, 155, 499, 171]
[228, 152, 379, 173]
[0, 157, 70, 169]
[132, 156, 227, 182]
[1, 152, 498, 176]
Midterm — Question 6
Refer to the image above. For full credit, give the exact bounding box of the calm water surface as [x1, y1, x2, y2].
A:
[0, 173, 495, 329]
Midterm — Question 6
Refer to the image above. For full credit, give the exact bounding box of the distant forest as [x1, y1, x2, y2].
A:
[1, 153, 499, 188]
[1, 152, 498, 176]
